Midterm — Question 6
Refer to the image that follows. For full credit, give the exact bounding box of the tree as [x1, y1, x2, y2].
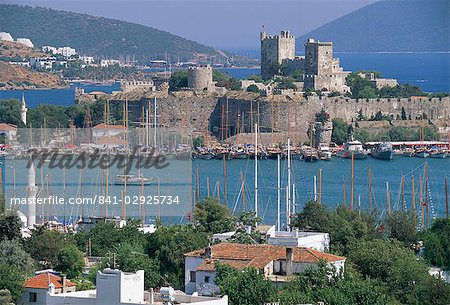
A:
[401, 106, 407, 120]
[421, 218, 450, 270]
[246, 84, 260, 93]
[0, 239, 36, 274]
[0, 99, 24, 127]
[0, 289, 14, 305]
[0, 213, 21, 242]
[315, 109, 330, 124]
[116, 243, 160, 289]
[386, 211, 417, 245]
[345, 73, 377, 99]
[193, 136, 205, 148]
[215, 264, 277, 305]
[193, 197, 236, 234]
[169, 70, 188, 90]
[0, 264, 25, 301]
[25, 227, 70, 268]
[331, 118, 349, 145]
[146, 225, 209, 287]
[55, 244, 85, 278]
[348, 239, 431, 304]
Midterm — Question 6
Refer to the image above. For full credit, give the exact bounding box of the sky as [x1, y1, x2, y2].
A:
[2, 0, 377, 50]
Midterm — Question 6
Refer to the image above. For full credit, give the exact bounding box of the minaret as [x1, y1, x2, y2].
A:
[21, 93, 27, 126]
[26, 157, 37, 228]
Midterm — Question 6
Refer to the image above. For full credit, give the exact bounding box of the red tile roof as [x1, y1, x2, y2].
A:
[185, 243, 345, 270]
[23, 273, 76, 289]
[0, 123, 17, 131]
[93, 124, 126, 129]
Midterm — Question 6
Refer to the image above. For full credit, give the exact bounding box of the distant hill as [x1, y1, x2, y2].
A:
[0, 4, 227, 60]
[0, 62, 65, 89]
[297, 0, 450, 52]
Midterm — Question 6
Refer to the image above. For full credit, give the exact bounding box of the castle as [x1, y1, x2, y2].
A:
[260, 31, 353, 93]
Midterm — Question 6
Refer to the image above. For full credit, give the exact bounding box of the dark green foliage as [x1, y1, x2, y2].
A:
[215, 264, 277, 305]
[346, 73, 377, 99]
[55, 244, 85, 278]
[0, 264, 25, 301]
[348, 239, 446, 305]
[146, 225, 209, 288]
[115, 243, 160, 289]
[246, 84, 260, 93]
[0, 99, 24, 127]
[193, 136, 205, 148]
[212, 70, 231, 83]
[278, 263, 392, 305]
[0, 213, 21, 242]
[0, 4, 224, 59]
[74, 220, 147, 257]
[0, 239, 36, 275]
[331, 118, 348, 145]
[315, 109, 330, 124]
[386, 211, 418, 245]
[293, 202, 380, 255]
[421, 218, 450, 270]
[169, 70, 188, 90]
[25, 227, 73, 268]
[193, 197, 236, 234]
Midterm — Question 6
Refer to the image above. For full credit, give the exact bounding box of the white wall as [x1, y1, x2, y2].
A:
[185, 256, 204, 294]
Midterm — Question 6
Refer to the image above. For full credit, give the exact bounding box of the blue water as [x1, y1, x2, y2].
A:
[337, 53, 450, 93]
[0, 53, 448, 108]
[0, 82, 120, 108]
[193, 156, 450, 225]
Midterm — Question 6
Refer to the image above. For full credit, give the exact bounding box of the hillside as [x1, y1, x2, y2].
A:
[0, 62, 65, 89]
[0, 40, 47, 60]
[297, 0, 450, 52]
[0, 4, 227, 60]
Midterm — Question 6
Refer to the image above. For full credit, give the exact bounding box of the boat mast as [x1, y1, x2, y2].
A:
[445, 176, 448, 219]
[318, 169, 322, 206]
[368, 167, 373, 216]
[254, 123, 258, 223]
[287, 137, 292, 226]
[277, 153, 281, 231]
[412, 175, 416, 225]
[350, 152, 355, 210]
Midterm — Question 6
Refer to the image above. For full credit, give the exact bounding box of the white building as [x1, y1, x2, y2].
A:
[42, 46, 58, 54]
[267, 229, 330, 252]
[17, 272, 76, 305]
[16, 38, 34, 48]
[22, 268, 228, 305]
[0, 123, 18, 142]
[57, 47, 77, 57]
[81, 55, 95, 65]
[0, 32, 14, 42]
[184, 243, 346, 295]
[101, 59, 120, 67]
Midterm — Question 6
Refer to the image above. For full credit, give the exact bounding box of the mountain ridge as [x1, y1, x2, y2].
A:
[0, 4, 226, 60]
[296, 0, 450, 52]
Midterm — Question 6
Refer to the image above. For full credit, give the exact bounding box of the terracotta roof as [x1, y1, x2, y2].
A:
[95, 136, 127, 145]
[0, 123, 17, 131]
[23, 273, 76, 289]
[185, 243, 345, 270]
[93, 124, 126, 130]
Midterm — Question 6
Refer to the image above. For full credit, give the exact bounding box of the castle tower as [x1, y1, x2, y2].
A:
[260, 30, 295, 80]
[187, 65, 213, 91]
[21, 94, 28, 126]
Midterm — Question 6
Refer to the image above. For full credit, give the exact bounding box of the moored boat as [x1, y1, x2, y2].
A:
[336, 140, 368, 159]
[114, 174, 154, 185]
[370, 142, 393, 160]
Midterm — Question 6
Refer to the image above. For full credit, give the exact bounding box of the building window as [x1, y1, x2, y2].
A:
[190, 271, 196, 283]
[204, 276, 210, 283]
[29, 292, 37, 302]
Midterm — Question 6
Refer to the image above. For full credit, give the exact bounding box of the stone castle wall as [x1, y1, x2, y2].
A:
[140, 94, 450, 144]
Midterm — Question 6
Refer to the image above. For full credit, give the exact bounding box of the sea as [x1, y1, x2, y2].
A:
[0, 53, 449, 108]
[0, 52, 449, 225]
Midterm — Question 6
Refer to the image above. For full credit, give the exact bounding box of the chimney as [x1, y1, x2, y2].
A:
[205, 246, 212, 258]
[48, 282, 55, 294]
[150, 288, 154, 304]
[286, 247, 293, 276]
[61, 274, 67, 292]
